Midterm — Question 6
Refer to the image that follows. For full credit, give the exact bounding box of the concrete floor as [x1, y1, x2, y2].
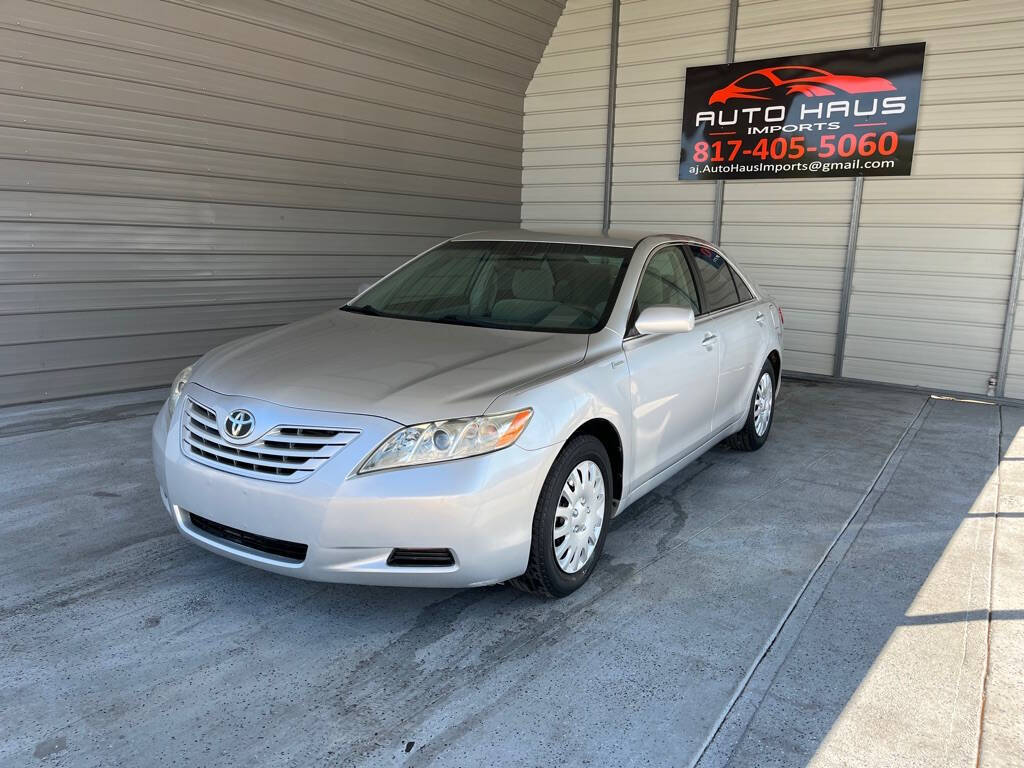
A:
[1, 379, 1021, 767]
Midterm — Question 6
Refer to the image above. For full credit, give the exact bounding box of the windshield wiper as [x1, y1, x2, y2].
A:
[433, 314, 491, 327]
[341, 304, 383, 316]
[342, 307, 492, 327]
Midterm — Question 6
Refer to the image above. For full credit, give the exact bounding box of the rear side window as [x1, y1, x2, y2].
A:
[690, 246, 740, 313]
[733, 269, 753, 301]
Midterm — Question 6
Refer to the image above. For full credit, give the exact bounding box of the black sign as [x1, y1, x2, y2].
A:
[679, 43, 925, 180]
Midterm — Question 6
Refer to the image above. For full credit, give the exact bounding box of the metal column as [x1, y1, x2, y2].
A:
[600, 0, 621, 235]
[709, 0, 739, 246]
[832, 0, 884, 378]
[996, 195, 1024, 396]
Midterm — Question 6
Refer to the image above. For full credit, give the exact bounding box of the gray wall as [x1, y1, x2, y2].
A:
[1, 0, 565, 405]
[524, 0, 1024, 396]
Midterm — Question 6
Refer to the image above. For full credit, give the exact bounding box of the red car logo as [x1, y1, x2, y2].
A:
[709, 65, 897, 105]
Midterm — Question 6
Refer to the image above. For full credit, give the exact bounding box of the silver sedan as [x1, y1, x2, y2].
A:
[152, 231, 783, 597]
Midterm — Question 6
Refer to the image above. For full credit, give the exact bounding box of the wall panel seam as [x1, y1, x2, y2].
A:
[490, 0, 565, 25]
[3, 119, 525, 174]
[0, 186, 523, 209]
[3, 24, 527, 113]
[24, 0, 529, 94]
[174, 0, 539, 76]
[2, 59, 526, 133]
[312, 0, 547, 59]
[1, 296, 347, 317]
[3, 154, 524, 191]
[0, 93, 524, 150]
[415, 0, 558, 44]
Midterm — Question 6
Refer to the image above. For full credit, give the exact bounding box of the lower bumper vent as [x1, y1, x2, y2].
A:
[188, 512, 307, 562]
[387, 548, 456, 567]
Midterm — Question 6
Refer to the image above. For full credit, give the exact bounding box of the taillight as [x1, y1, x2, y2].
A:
[778, 306, 784, 325]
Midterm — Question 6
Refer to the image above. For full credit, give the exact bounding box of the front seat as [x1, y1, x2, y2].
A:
[468, 262, 497, 316]
[553, 261, 616, 323]
[490, 261, 558, 324]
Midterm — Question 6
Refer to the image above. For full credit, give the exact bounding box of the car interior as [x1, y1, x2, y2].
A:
[351, 241, 630, 332]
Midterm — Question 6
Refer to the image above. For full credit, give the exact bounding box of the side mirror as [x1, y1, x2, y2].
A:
[634, 305, 695, 336]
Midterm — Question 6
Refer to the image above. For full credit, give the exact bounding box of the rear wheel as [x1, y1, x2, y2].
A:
[727, 359, 776, 451]
[511, 435, 611, 598]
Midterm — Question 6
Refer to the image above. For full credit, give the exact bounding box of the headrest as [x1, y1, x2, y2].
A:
[554, 261, 616, 308]
[511, 262, 554, 301]
[469, 262, 496, 314]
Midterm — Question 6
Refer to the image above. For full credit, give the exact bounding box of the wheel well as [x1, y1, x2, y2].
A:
[570, 419, 623, 506]
[767, 350, 781, 386]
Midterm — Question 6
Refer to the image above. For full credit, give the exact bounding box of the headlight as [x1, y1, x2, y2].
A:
[358, 408, 533, 473]
[166, 364, 193, 425]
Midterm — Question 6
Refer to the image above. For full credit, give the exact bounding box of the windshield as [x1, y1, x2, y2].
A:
[343, 240, 633, 333]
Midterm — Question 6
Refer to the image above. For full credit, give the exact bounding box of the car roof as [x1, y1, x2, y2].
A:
[450, 229, 719, 250]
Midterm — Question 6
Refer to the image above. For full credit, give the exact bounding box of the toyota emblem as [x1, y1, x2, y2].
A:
[224, 409, 255, 439]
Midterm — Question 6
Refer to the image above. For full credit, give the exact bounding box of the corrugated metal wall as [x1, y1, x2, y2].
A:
[847, 0, 1024, 393]
[612, 0, 730, 241]
[522, 0, 614, 233]
[721, 0, 874, 376]
[522, 0, 1024, 396]
[0, 0, 564, 406]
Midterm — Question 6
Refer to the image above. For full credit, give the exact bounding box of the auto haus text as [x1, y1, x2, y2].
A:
[694, 96, 908, 134]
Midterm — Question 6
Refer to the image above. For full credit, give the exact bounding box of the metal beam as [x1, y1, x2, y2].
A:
[832, 0, 884, 378]
[600, 0, 621, 235]
[832, 177, 865, 376]
[709, 0, 739, 245]
[996, 194, 1024, 397]
[870, 0, 884, 45]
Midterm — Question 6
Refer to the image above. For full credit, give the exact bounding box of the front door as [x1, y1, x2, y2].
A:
[687, 245, 759, 433]
[623, 245, 720, 486]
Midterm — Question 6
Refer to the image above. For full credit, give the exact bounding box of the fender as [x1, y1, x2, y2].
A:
[487, 328, 636, 500]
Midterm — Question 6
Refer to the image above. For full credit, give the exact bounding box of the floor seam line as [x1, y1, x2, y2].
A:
[946, 493, 989, 763]
[689, 395, 934, 768]
[974, 405, 1002, 767]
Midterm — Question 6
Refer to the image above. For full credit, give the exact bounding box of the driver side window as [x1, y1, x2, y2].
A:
[634, 246, 700, 319]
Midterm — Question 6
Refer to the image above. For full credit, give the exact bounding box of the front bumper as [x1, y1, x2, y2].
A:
[152, 385, 559, 588]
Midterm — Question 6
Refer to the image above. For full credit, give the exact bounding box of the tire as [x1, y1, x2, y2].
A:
[511, 435, 612, 598]
[726, 359, 777, 451]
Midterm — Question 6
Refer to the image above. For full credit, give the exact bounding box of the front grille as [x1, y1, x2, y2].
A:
[181, 398, 358, 482]
[387, 548, 456, 567]
[188, 512, 307, 561]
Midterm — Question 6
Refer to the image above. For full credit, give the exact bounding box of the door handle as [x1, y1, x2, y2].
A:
[754, 311, 765, 324]
[701, 332, 717, 349]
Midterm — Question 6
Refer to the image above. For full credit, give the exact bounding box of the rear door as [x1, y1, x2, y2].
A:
[687, 245, 760, 433]
[623, 245, 719, 485]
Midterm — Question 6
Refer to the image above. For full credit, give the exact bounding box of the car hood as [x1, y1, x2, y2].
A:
[193, 310, 589, 424]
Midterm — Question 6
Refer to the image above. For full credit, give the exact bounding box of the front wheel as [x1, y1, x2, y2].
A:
[511, 435, 612, 598]
[727, 359, 776, 451]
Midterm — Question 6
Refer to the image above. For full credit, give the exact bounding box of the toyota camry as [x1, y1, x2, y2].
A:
[152, 231, 783, 597]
